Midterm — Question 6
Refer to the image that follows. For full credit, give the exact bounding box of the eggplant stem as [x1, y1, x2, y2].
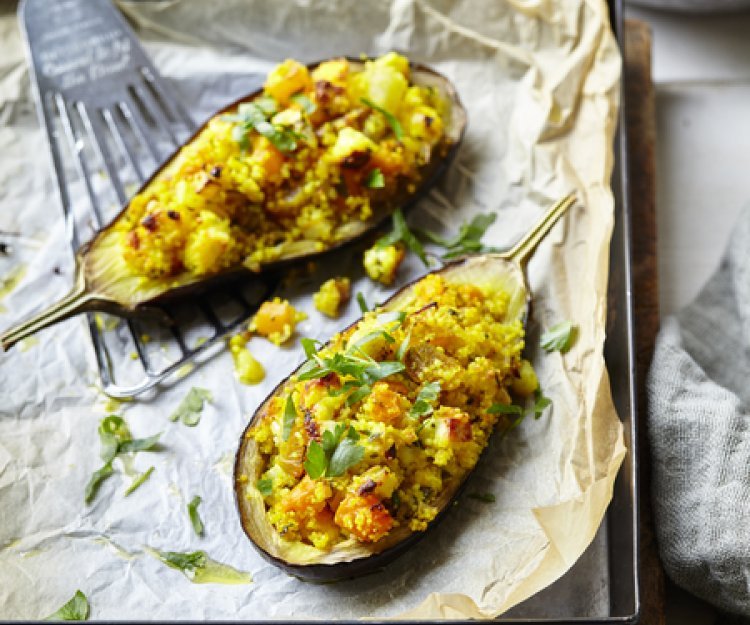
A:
[1, 271, 97, 351]
[503, 193, 577, 267]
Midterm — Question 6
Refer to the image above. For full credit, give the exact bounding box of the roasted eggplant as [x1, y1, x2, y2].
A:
[2, 54, 467, 350]
[234, 194, 576, 582]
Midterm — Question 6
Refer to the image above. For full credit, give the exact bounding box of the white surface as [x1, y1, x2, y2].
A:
[626, 5, 750, 318]
[626, 3, 750, 622]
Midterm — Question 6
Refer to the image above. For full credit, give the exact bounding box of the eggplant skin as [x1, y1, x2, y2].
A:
[81, 57, 468, 311]
[233, 256, 530, 582]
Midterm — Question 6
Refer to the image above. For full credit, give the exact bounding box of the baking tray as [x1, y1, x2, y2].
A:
[3, 0, 639, 621]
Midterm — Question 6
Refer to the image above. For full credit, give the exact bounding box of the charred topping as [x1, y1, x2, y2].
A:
[167, 210, 180, 221]
[141, 214, 157, 232]
[210, 166, 222, 178]
[357, 479, 377, 495]
[304, 411, 320, 441]
[127, 231, 140, 250]
[341, 150, 371, 170]
[314, 80, 344, 104]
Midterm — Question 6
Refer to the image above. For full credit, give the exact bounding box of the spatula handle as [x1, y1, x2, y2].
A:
[504, 193, 577, 266]
[1, 277, 95, 351]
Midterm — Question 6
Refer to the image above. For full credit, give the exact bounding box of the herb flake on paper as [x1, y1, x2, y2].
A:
[87, 415, 162, 504]
[170, 387, 212, 426]
[124, 466, 155, 496]
[187, 496, 205, 536]
[151, 549, 252, 585]
[540, 320, 577, 353]
[44, 590, 89, 621]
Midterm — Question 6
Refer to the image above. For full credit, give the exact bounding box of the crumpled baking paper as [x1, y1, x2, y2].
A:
[0, 0, 625, 619]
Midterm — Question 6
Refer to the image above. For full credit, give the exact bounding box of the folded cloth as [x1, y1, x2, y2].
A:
[648, 205, 750, 616]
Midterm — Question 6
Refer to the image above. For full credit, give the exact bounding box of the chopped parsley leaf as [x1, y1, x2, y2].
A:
[84, 462, 114, 504]
[377, 208, 428, 266]
[364, 168, 385, 189]
[282, 395, 297, 442]
[170, 387, 212, 426]
[419, 212, 500, 259]
[360, 97, 403, 140]
[540, 321, 577, 354]
[187, 495, 204, 536]
[305, 424, 364, 479]
[44, 590, 89, 621]
[356, 292, 370, 314]
[256, 478, 273, 497]
[124, 466, 154, 496]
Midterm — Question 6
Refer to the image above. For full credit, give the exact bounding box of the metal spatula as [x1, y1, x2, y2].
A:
[16, 0, 269, 398]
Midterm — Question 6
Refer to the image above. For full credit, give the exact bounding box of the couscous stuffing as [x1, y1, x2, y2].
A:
[248, 273, 538, 550]
[363, 242, 406, 285]
[250, 298, 307, 346]
[313, 277, 351, 317]
[116, 53, 450, 281]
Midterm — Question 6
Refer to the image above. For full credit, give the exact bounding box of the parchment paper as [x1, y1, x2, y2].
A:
[0, 0, 625, 619]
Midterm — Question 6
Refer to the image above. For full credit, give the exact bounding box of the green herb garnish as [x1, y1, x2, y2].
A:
[226, 100, 299, 153]
[304, 441, 328, 480]
[364, 168, 385, 189]
[468, 492, 496, 503]
[419, 212, 500, 259]
[290, 92, 316, 115]
[540, 321, 577, 354]
[489, 388, 552, 433]
[282, 395, 297, 442]
[296, 317, 405, 405]
[532, 388, 552, 418]
[187, 495, 204, 536]
[152, 548, 252, 584]
[88, 415, 162, 504]
[305, 424, 364, 479]
[157, 549, 207, 575]
[360, 97, 403, 140]
[170, 387, 212, 426]
[256, 478, 273, 497]
[487, 403, 524, 416]
[410, 381, 441, 418]
[356, 292, 370, 314]
[44, 590, 89, 621]
[118, 434, 161, 454]
[125, 466, 154, 496]
[98, 415, 131, 462]
[377, 208, 428, 266]
[85, 462, 114, 504]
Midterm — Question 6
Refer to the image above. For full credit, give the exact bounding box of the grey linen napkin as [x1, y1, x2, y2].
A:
[648, 205, 750, 616]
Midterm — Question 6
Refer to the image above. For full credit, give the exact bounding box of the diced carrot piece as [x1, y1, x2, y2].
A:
[281, 476, 330, 513]
[334, 493, 393, 542]
[252, 298, 304, 344]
